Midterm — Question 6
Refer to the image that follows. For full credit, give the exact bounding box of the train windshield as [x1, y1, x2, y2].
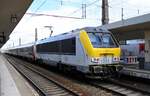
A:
[88, 32, 118, 48]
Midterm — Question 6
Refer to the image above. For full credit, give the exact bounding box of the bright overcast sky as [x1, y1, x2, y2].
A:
[2, 0, 150, 49]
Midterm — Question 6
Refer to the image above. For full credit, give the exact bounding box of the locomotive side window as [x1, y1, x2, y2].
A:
[37, 37, 76, 55]
[37, 41, 59, 53]
[61, 38, 76, 55]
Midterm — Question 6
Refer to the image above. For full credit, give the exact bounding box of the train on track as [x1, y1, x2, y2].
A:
[4, 27, 122, 78]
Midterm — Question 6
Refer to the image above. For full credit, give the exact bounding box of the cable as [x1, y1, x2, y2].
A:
[67, 8, 82, 16]
[86, 0, 100, 8]
[34, 0, 47, 12]
[25, 0, 48, 22]
[67, 0, 100, 16]
[54, 0, 84, 6]
[26, 13, 83, 19]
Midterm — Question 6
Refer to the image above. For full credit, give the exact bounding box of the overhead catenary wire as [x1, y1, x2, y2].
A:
[31, 0, 140, 21]
[26, 13, 83, 19]
[67, 0, 100, 16]
[108, 0, 146, 22]
[24, 0, 48, 23]
[34, 0, 48, 12]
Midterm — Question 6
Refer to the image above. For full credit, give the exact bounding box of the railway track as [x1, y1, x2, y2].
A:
[5, 55, 88, 96]
[89, 78, 150, 96]
[5, 55, 150, 96]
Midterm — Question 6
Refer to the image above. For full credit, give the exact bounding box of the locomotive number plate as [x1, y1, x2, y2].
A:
[100, 56, 112, 64]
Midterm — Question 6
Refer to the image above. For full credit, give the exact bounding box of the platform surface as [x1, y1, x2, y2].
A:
[121, 64, 150, 79]
[0, 54, 38, 96]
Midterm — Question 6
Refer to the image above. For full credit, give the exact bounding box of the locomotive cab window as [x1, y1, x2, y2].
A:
[88, 32, 118, 48]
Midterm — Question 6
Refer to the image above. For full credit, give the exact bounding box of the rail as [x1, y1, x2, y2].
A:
[5, 55, 88, 96]
[88, 78, 150, 96]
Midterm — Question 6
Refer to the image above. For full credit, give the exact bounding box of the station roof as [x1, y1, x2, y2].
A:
[100, 13, 150, 41]
[0, 0, 33, 48]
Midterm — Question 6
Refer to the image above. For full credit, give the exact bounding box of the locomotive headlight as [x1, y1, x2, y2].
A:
[91, 58, 99, 63]
[113, 57, 120, 62]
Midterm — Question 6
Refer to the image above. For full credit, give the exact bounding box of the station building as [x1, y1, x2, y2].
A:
[100, 13, 150, 69]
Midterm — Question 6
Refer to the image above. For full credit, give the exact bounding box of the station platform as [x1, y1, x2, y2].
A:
[121, 64, 150, 79]
[0, 54, 38, 96]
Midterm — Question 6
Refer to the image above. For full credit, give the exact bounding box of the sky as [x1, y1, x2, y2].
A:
[2, 0, 150, 49]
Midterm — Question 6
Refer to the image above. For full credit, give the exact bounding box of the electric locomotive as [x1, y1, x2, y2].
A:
[4, 27, 122, 78]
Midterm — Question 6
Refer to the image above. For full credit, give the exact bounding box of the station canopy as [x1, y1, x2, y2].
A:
[0, 0, 33, 48]
[100, 13, 150, 41]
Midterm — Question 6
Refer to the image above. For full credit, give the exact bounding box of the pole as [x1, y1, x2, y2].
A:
[138, 9, 139, 15]
[121, 8, 124, 21]
[82, 4, 86, 19]
[19, 38, 21, 46]
[61, 0, 63, 6]
[35, 28, 38, 41]
[13, 42, 14, 47]
[102, 0, 109, 25]
[44, 26, 53, 37]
